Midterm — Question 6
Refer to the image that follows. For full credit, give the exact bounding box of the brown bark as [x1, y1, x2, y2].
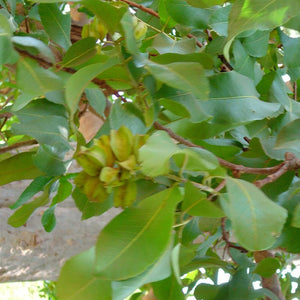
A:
[254, 251, 285, 300]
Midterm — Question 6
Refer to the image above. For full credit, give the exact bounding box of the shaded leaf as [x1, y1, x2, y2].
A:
[0, 152, 44, 186]
[41, 205, 56, 232]
[275, 119, 300, 152]
[254, 257, 280, 278]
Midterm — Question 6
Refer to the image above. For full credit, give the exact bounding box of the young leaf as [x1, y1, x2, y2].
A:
[8, 192, 49, 227]
[57, 247, 112, 300]
[94, 187, 182, 280]
[10, 176, 52, 209]
[41, 205, 56, 232]
[39, 3, 71, 50]
[221, 178, 287, 251]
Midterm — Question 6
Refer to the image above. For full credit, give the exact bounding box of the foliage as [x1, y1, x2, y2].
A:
[0, 0, 300, 299]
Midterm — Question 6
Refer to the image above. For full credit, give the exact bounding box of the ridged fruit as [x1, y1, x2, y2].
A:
[96, 135, 115, 167]
[99, 166, 120, 185]
[83, 176, 101, 198]
[133, 135, 148, 161]
[91, 183, 108, 202]
[75, 153, 101, 176]
[118, 154, 136, 171]
[110, 126, 134, 162]
[113, 181, 137, 208]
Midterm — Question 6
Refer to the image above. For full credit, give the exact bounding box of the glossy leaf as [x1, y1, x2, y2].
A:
[41, 205, 56, 232]
[94, 187, 182, 280]
[57, 247, 112, 300]
[254, 257, 281, 278]
[225, 0, 300, 57]
[52, 177, 73, 205]
[222, 178, 287, 251]
[0, 152, 44, 186]
[39, 3, 71, 50]
[152, 275, 185, 300]
[85, 88, 106, 116]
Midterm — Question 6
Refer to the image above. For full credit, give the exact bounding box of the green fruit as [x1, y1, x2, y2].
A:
[75, 153, 101, 176]
[118, 154, 136, 171]
[91, 183, 108, 202]
[74, 171, 89, 188]
[133, 134, 148, 161]
[96, 135, 115, 167]
[134, 21, 147, 40]
[110, 126, 134, 162]
[113, 181, 137, 208]
[99, 166, 120, 185]
[83, 176, 100, 198]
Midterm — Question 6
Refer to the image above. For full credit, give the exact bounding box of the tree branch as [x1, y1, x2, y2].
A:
[254, 251, 285, 300]
[0, 140, 38, 154]
[153, 121, 292, 178]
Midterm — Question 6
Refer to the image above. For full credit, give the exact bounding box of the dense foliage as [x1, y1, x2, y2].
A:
[0, 0, 300, 299]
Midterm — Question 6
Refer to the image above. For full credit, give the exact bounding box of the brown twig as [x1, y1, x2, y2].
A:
[221, 217, 248, 253]
[254, 251, 285, 300]
[0, 139, 38, 154]
[293, 82, 297, 100]
[119, 0, 203, 48]
[208, 179, 226, 201]
[153, 121, 288, 176]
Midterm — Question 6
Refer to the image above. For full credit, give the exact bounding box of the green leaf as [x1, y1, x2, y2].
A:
[221, 178, 287, 251]
[151, 34, 196, 55]
[12, 100, 70, 152]
[39, 3, 71, 50]
[204, 71, 281, 127]
[225, 0, 300, 58]
[72, 187, 112, 220]
[61, 38, 98, 68]
[33, 145, 70, 176]
[152, 275, 185, 300]
[52, 177, 73, 205]
[0, 14, 19, 64]
[85, 87, 106, 117]
[166, 0, 211, 29]
[8, 192, 49, 227]
[243, 30, 270, 57]
[10, 176, 52, 209]
[209, 5, 231, 36]
[57, 247, 112, 300]
[291, 203, 300, 228]
[0, 152, 44, 185]
[41, 205, 56, 232]
[146, 62, 209, 100]
[182, 182, 225, 217]
[82, 0, 127, 34]
[12, 36, 55, 63]
[65, 58, 117, 116]
[16, 58, 63, 96]
[94, 187, 182, 280]
[187, 0, 224, 8]
[140, 131, 179, 177]
[111, 240, 173, 300]
[275, 119, 300, 152]
[254, 257, 281, 278]
[194, 284, 222, 300]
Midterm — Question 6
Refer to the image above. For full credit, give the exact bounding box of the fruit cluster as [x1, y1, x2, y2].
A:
[74, 126, 147, 208]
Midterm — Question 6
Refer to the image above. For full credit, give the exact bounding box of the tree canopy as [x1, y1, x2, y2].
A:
[0, 0, 300, 299]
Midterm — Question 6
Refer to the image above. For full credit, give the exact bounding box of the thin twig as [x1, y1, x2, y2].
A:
[221, 217, 248, 253]
[0, 139, 38, 154]
[293, 82, 298, 100]
[208, 179, 226, 201]
[153, 121, 287, 176]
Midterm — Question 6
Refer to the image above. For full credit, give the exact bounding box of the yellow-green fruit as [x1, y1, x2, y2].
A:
[96, 135, 115, 167]
[83, 176, 100, 198]
[113, 181, 137, 208]
[93, 18, 108, 41]
[118, 154, 136, 171]
[99, 166, 120, 185]
[85, 145, 107, 166]
[110, 126, 134, 162]
[134, 21, 147, 40]
[91, 183, 108, 202]
[75, 153, 101, 176]
[74, 171, 90, 188]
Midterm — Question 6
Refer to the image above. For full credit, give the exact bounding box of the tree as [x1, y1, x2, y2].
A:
[0, 0, 300, 299]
